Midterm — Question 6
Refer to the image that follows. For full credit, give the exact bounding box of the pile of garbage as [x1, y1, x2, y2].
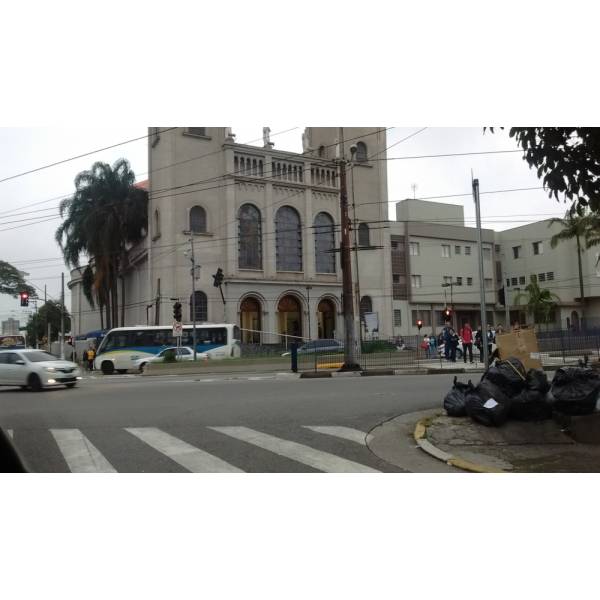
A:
[443, 357, 600, 427]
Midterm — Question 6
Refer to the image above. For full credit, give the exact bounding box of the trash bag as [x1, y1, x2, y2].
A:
[465, 379, 512, 427]
[550, 367, 600, 416]
[526, 369, 550, 394]
[443, 376, 474, 417]
[482, 357, 527, 395]
[509, 389, 553, 421]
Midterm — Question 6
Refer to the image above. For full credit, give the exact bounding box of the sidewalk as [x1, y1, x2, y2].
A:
[368, 410, 600, 472]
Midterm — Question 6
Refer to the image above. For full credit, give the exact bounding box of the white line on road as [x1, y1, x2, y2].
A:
[303, 426, 367, 446]
[209, 427, 379, 473]
[125, 428, 243, 473]
[50, 429, 117, 473]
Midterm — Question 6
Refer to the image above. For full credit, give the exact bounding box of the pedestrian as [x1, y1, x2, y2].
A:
[442, 320, 451, 361]
[474, 325, 483, 362]
[496, 324, 503, 336]
[428, 332, 437, 358]
[460, 321, 474, 364]
[448, 328, 459, 362]
[86, 346, 95, 372]
[421, 334, 430, 358]
[488, 324, 496, 344]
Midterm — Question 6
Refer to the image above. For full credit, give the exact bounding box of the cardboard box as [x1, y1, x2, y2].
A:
[496, 329, 542, 370]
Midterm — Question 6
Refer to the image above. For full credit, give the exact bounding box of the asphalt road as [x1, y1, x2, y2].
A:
[0, 372, 457, 473]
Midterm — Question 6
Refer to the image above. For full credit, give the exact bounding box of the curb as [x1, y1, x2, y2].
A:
[298, 368, 481, 379]
[412, 418, 506, 474]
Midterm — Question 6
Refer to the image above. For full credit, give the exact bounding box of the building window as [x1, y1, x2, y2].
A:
[485, 278, 493, 289]
[359, 296, 373, 322]
[538, 272, 546, 282]
[467, 277, 473, 286]
[530, 274, 538, 283]
[394, 310, 402, 327]
[533, 241, 543, 255]
[190, 291, 207, 322]
[441, 244, 451, 258]
[391, 241, 398, 249]
[506, 278, 511, 287]
[314, 212, 336, 273]
[519, 276, 526, 285]
[443, 275, 452, 285]
[187, 127, 207, 136]
[465, 246, 471, 256]
[393, 274, 400, 283]
[513, 245, 522, 259]
[153, 209, 160, 238]
[276, 206, 303, 271]
[456, 277, 463, 286]
[495, 244, 501, 253]
[547, 271, 554, 281]
[409, 242, 420, 256]
[355, 142, 368, 162]
[511, 277, 518, 286]
[189, 205, 207, 233]
[239, 204, 262, 269]
[412, 310, 431, 327]
[455, 245, 461, 255]
[358, 223, 370, 247]
[411, 275, 422, 288]
[483, 247, 491, 260]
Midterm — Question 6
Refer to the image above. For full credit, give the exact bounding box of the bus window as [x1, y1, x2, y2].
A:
[103, 331, 131, 351]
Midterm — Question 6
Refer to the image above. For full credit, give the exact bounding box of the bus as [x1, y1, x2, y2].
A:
[94, 324, 241, 374]
[0, 334, 26, 349]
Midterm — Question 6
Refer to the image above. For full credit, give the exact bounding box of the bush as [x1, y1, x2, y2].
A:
[162, 349, 177, 363]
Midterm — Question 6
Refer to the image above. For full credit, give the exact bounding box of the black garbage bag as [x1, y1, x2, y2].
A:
[482, 357, 527, 395]
[509, 389, 553, 421]
[550, 367, 600, 416]
[526, 369, 550, 394]
[443, 376, 474, 417]
[465, 379, 512, 427]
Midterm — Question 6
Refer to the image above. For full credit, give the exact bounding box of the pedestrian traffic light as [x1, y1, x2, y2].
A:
[213, 267, 224, 288]
[416, 319, 423, 331]
[173, 301, 182, 322]
[19, 292, 29, 307]
[444, 308, 451, 319]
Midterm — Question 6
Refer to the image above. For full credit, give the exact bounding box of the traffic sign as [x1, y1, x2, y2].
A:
[173, 321, 183, 337]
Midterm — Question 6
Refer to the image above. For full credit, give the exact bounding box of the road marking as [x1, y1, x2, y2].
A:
[125, 428, 242, 473]
[50, 429, 117, 473]
[303, 426, 367, 446]
[209, 427, 379, 473]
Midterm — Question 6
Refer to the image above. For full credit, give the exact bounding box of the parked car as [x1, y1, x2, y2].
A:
[0, 349, 81, 391]
[133, 346, 201, 372]
[281, 339, 344, 357]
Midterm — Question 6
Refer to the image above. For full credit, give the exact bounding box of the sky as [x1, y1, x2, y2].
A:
[0, 126, 567, 326]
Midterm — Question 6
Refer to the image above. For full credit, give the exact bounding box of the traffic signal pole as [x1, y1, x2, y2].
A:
[473, 178, 489, 368]
[60, 272, 65, 360]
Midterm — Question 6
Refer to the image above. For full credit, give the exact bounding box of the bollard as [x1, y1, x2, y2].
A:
[291, 342, 298, 373]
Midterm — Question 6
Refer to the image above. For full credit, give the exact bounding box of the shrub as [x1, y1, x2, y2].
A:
[162, 349, 177, 363]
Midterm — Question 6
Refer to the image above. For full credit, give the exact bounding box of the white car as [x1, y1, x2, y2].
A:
[133, 346, 202, 372]
[0, 349, 81, 391]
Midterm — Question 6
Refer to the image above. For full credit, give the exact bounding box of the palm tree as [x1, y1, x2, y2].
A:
[514, 281, 560, 329]
[548, 206, 592, 328]
[55, 159, 148, 329]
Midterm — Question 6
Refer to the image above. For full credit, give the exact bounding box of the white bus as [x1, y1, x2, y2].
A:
[94, 324, 241, 374]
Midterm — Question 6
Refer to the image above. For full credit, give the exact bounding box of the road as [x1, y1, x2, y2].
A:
[0, 372, 456, 473]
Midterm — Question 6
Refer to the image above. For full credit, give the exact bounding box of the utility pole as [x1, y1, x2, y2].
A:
[44, 284, 48, 350]
[350, 163, 362, 344]
[306, 285, 312, 340]
[473, 178, 489, 368]
[337, 127, 360, 370]
[60, 272, 65, 360]
[188, 233, 198, 361]
[501, 260, 510, 330]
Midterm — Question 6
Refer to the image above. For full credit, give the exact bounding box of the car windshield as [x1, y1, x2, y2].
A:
[24, 351, 59, 363]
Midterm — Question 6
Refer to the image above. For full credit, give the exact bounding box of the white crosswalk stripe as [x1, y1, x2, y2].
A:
[50, 429, 116, 473]
[210, 426, 379, 473]
[303, 426, 367, 446]
[125, 427, 242, 473]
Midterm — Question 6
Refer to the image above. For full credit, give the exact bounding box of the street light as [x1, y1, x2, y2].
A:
[441, 281, 462, 328]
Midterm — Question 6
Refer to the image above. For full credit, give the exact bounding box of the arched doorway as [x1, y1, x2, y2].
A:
[240, 296, 262, 343]
[278, 295, 302, 343]
[571, 310, 580, 331]
[317, 299, 336, 339]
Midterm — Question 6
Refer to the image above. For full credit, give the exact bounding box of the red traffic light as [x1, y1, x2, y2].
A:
[444, 308, 451, 317]
[416, 319, 423, 330]
[20, 292, 28, 299]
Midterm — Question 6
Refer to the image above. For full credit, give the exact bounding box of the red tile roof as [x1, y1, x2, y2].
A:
[134, 179, 149, 191]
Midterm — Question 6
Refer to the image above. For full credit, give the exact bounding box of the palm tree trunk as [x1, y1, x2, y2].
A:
[120, 273, 125, 327]
[576, 234, 586, 329]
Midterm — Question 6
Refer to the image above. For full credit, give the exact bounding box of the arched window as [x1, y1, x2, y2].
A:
[276, 206, 303, 271]
[189, 205, 207, 233]
[318, 145, 325, 158]
[358, 222, 370, 247]
[239, 204, 262, 269]
[314, 212, 336, 273]
[153, 209, 160, 237]
[190, 291, 207, 322]
[355, 141, 368, 162]
[360, 296, 373, 322]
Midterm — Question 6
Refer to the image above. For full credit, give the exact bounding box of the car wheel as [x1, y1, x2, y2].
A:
[28, 373, 42, 392]
[65, 383, 76, 388]
[20, 385, 28, 391]
[139, 363, 147, 373]
[101, 361, 114, 375]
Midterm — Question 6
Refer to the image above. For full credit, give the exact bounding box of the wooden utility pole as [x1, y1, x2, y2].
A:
[338, 128, 360, 370]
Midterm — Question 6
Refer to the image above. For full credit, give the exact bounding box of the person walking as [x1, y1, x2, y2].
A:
[460, 321, 474, 364]
[428, 332, 437, 358]
[448, 328, 459, 362]
[85, 346, 95, 372]
[442, 320, 451, 361]
[474, 325, 483, 363]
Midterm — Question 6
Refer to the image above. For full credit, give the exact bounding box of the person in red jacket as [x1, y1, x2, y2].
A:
[460, 322, 474, 364]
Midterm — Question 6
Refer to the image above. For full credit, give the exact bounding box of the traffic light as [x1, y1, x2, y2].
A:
[173, 302, 182, 322]
[444, 308, 452, 320]
[213, 267, 224, 288]
[416, 319, 423, 331]
[19, 292, 29, 307]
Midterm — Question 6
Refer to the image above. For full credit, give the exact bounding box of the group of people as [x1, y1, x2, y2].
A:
[421, 321, 503, 363]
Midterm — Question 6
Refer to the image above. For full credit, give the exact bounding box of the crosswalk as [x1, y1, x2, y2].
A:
[3, 424, 392, 473]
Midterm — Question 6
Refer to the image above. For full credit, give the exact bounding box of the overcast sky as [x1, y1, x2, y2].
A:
[0, 126, 566, 325]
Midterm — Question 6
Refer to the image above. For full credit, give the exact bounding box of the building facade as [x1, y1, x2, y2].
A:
[1, 318, 20, 336]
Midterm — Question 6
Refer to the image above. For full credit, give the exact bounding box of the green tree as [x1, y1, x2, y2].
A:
[55, 159, 148, 329]
[25, 300, 71, 345]
[0, 260, 35, 298]
[514, 281, 560, 329]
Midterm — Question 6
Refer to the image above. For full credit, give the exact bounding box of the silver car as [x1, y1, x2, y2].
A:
[133, 346, 201, 372]
[0, 349, 81, 391]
